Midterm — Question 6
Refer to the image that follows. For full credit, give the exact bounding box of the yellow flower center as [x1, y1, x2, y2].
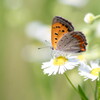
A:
[90, 68, 100, 76]
[53, 56, 68, 66]
[78, 55, 84, 60]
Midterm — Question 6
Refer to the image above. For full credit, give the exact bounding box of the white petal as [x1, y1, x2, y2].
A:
[90, 61, 100, 69]
[41, 62, 51, 69]
[43, 66, 54, 75]
[65, 62, 78, 69]
[51, 66, 59, 75]
[53, 66, 59, 75]
[79, 68, 98, 81]
[79, 62, 91, 72]
[58, 66, 66, 74]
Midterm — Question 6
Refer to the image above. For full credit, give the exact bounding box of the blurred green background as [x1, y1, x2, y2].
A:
[0, 0, 100, 100]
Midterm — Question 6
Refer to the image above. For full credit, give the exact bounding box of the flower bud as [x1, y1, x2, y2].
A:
[84, 13, 95, 24]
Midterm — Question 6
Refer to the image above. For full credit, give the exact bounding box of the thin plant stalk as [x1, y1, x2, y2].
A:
[95, 80, 97, 100]
[94, 15, 100, 20]
[64, 73, 88, 100]
[97, 73, 100, 100]
[64, 73, 79, 93]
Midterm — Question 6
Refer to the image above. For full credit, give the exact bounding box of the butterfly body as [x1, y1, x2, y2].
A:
[51, 16, 87, 53]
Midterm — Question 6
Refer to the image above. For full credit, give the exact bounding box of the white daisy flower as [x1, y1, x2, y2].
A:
[41, 55, 79, 76]
[58, 0, 88, 7]
[84, 13, 95, 24]
[79, 60, 100, 81]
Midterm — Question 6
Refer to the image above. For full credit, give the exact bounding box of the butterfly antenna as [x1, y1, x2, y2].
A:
[38, 40, 52, 50]
[44, 40, 51, 45]
[38, 46, 50, 50]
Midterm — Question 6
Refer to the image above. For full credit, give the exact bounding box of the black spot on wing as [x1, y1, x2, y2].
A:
[55, 33, 58, 35]
[62, 30, 65, 32]
[55, 38, 58, 40]
[56, 26, 60, 28]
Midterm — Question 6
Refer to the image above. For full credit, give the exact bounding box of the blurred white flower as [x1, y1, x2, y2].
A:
[5, 0, 23, 9]
[79, 60, 100, 81]
[58, 0, 88, 7]
[96, 22, 100, 37]
[77, 54, 87, 65]
[25, 21, 51, 43]
[42, 55, 79, 76]
[84, 13, 95, 24]
[21, 44, 51, 62]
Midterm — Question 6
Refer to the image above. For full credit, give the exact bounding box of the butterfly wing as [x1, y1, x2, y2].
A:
[51, 16, 74, 49]
[56, 31, 87, 53]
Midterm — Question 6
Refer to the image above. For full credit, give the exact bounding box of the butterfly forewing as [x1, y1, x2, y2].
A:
[51, 16, 74, 49]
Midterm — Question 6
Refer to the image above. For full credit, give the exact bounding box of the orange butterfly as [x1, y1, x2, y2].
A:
[51, 16, 87, 53]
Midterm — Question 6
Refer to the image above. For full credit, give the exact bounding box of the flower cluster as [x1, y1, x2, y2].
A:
[41, 13, 100, 81]
[41, 50, 100, 81]
[40, 13, 100, 100]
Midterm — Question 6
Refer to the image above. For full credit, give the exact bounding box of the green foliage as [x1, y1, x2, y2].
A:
[78, 85, 88, 100]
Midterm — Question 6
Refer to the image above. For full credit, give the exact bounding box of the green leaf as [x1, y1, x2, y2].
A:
[78, 85, 88, 100]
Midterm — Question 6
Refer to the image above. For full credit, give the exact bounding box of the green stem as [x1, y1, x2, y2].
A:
[94, 15, 100, 20]
[95, 73, 100, 100]
[95, 80, 98, 100]
[97, 73, 100, 100]
[98, 82, 100, 100]
[88, 80, 94, 94]
[64, 73, 88, 100]
[64, 73, 78, 93]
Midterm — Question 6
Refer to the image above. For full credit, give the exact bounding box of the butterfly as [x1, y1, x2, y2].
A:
[51, 16, 88, 53]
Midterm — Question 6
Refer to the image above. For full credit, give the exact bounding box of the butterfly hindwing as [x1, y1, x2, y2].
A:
[56, 31, 87, 53]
